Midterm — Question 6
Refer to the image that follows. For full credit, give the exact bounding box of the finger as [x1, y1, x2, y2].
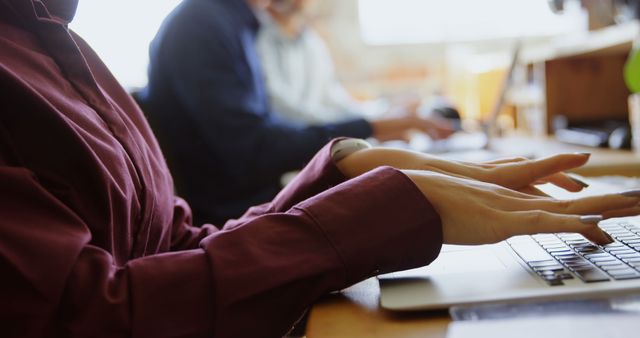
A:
[500, 192, 640, 215]
[482, 156, 528, 165]
[602, 205, 640, 219]
[536, 173, 589, 192]
[541, 193, 640, 215]
[518, 186, 550, 197]
[503, 211, 611, 245]
[490, 192, 639, 216]
[498, 153, 590, 189]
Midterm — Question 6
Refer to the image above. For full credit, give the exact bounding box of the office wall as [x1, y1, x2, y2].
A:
[311, 0, 447, 101]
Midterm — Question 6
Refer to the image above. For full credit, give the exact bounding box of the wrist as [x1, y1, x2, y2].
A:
[331, 138, 372, 163]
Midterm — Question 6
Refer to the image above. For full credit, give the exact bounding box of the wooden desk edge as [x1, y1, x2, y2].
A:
[306, 278, 450, 338]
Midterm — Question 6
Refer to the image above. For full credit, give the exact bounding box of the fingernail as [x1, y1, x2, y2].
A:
[621, 189, 640, 197]
[569, 176, 589, 188]
[604, 232, 614, 243]
[580, 215, 603, 224]
[575, 152, 591, 158]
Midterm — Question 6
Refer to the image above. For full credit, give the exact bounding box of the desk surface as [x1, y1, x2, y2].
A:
[306, 278, 450, 338]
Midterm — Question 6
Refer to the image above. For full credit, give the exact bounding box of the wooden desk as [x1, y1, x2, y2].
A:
[306, 278, 450, 338]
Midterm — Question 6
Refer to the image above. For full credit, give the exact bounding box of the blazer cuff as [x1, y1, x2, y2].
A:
[295, 166, 443, 286]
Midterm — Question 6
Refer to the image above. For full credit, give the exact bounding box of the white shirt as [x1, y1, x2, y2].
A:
[256, 16, 371, 125]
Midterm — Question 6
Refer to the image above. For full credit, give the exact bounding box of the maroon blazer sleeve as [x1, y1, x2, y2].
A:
[222, 138, 348, 229]
[169, 196, 220, 250]
[1, 162, 442, 338]
[200, 163, 444, 337]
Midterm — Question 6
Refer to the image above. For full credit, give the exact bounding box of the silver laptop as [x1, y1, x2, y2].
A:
[379, 182, 640, 311]
[422, 41, 521, 159]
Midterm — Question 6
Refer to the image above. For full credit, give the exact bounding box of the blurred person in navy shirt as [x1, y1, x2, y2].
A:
[141, 0, 454, 224]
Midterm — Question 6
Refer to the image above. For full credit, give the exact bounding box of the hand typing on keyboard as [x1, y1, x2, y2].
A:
[337, 143, 640, 245]
[401, 170, 640, 245]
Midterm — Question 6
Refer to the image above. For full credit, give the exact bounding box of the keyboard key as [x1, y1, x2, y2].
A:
[548, 248, 573, 254]
[622, 258, 640, 265]
[600, 226, 624, 232]
[602, 243, 625, 250]
[558, 232, 584, 238]
[537, 271, 567, 285]
[567, 263, 597, 272]
[533, 266, 565, 273]
[593, 260, 626, 267]
[528, 260, 561, 268]
[573, 268, 610, 283]
[612, 274, 640, 280]
[607, 269, 640, 280]
[542, 244, 568, 250]
[601, 265, 633, 272]
[553, 253, 580, 260]
[544, 278, 564, 286]
[574, 246, 601, 253]
[584, 253, 614, 260]
[609, 249, 636, 255]
[563, 261, 593, 269]
[560, 258, 590, 265]
[557, 272, 574, 280]
[627, 263, 640, 270]
[566, 240, 590, 246]
[532, 234, 557, 240]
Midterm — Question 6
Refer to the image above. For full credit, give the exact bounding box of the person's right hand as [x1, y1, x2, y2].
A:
[403, 169, 640, 245]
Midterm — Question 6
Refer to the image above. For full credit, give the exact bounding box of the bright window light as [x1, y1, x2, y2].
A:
[358, 0, 588, 45]
[70, 0, 182, 89]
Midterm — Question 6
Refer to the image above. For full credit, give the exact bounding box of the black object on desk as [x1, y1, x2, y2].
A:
[553, 117, 632, 149]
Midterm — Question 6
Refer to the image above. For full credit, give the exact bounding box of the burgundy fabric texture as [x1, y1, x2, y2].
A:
[0, 0, 443, 337]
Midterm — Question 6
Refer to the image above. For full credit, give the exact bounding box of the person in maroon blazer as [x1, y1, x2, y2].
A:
[1, 0, 639, 337]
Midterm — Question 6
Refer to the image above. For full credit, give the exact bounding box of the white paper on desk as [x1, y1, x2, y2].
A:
[447, 315, 639, 338]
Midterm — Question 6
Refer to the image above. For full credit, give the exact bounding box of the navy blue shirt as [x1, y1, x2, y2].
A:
[141, 0, 372, 224]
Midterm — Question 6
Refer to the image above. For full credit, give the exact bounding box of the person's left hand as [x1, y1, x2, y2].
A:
[336, 145, 591, 194]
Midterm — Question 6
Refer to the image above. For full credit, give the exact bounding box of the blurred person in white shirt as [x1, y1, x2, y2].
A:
[256, 0, 426, 126]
